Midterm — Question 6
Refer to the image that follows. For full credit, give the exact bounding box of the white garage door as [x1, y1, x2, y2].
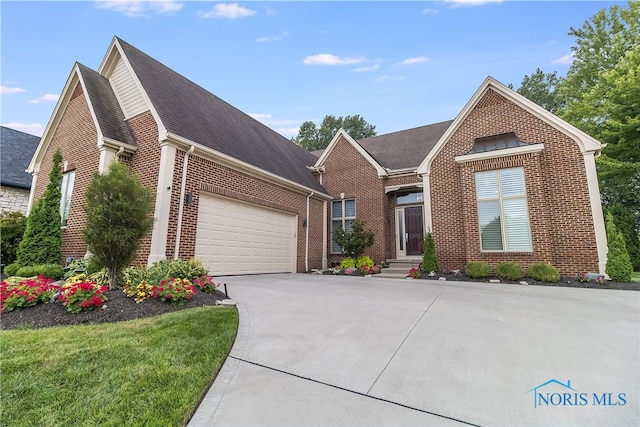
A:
[195, 194, 297, 275]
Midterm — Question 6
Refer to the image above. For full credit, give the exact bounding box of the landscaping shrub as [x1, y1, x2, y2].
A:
[465, 261, 491, 278]
[59, 280, 108, 313]
[0, 211, 27, 268]
[527, 263, 560, 283]
[605, 211, 633, 282]
[422, 232, 439, 272]
[17, 148, 63, 267]
[151, 278, 196, 305]
[355, 255, 374, 268]
[3, 263, 21, 277]
[83, 160, 154, 290]
[15, 264, 64, 280]
[333, 220, 375, 258]
[339, 258, 356, 269]
[123, 280, 154, 303]
[193, 275, 220, 293]
[147, 259, 208, 285]
[496, 262, 523, 281]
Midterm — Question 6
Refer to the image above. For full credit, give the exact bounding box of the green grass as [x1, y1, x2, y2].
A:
[0, 306, 238, 427]
[631, 272, 640, 282]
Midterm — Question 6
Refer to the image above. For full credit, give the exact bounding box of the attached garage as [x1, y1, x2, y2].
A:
[195, 194, 298, 275]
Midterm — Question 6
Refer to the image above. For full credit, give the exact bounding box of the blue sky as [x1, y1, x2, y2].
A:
[0, 0, 627, 138]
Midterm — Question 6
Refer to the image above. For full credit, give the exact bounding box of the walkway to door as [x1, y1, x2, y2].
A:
[189, 274, 639, 427]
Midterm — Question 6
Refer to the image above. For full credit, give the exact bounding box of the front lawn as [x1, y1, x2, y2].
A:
[0, 306, 238, 426]
[632, 272, 640, 282]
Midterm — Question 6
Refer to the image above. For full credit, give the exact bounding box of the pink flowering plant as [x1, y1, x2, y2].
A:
[408, 267, 421, 279]
[0, 276, 59, 313]
[193, 275, 219, 293]
[360, 265, 372, 275]
[59, 281, 108, 314]
[151, 278, 196, 305]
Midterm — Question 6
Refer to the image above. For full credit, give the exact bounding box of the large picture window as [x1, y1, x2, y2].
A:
[60, 170, 75, 227]
[475, 167, 532, 251]
[331, 199, 356, 253]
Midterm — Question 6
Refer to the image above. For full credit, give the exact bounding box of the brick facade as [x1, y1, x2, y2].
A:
[429, 89, 598, 275]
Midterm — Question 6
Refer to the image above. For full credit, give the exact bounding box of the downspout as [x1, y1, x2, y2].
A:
[174, 145, 195, 259]
[115, 146, 124, 158]
[305, 192, 314, 272]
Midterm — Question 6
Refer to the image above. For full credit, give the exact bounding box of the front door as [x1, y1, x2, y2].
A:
[396, 206, 424, 258]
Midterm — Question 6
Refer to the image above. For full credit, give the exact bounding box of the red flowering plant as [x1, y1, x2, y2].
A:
[193, 275, 219, 293]
[360, 265, 372, 275]
[0, 276, 59, 313]
[408, 267, 421, 279]
[59, 280, 108, 313]
[151, 278, 196, 305]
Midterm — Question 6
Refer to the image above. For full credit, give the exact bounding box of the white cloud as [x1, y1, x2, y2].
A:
[398, 56, 430, 65]
[445, 0, 503, 7]
[198, 3, 256, 19]
[422, 8, 437, 15]
[353, 64, 380, 72]
[2, 122, 45, 137]
[30, 94, 60, 104]
[278, 127, 300, 138]
[95, 1, 183, 16]
[374, 75, 406, 83]
[552, 52, 575, 65]
[249, 113, 272, 120]
[303, 54, 366, 66]
[256, 31, 289, 43]
[1, 86, 26, 95]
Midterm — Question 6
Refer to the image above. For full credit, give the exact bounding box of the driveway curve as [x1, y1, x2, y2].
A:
[188, 274, 639, 427]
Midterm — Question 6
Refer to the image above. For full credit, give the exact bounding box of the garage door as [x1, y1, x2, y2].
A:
[195, 194, 297, 275]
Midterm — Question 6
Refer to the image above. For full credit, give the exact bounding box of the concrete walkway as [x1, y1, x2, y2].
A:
[188, 274, 639, 426]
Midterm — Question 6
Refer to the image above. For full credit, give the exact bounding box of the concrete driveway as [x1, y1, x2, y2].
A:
[188, 274, 639, 426]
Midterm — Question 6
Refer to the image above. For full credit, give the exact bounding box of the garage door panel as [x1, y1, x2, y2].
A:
[195, 194, 296, 275]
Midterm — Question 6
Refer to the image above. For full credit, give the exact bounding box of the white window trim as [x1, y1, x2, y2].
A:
[476, 168, 533, 252]
[331, 199, 356, 254]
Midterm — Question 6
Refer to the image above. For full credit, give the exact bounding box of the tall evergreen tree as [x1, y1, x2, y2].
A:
[605, 211, 633, 282]
[609, 204, 640, 271]
[16, 148, 63, 266]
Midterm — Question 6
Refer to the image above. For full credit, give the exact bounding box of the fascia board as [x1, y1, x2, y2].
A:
[417, 76, 603, 175]
[101, 37, 168, 141]
[27, 64, 82, 174]
[166, 133, 332, 200]
[315, 129, 387, 177]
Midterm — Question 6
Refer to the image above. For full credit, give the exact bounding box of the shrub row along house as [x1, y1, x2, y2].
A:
[27, 37, 607, 277]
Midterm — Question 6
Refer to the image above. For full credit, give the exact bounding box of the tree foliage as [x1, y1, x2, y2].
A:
[82, 161, 154, 290]
[292, 115, 376, 151]
[17, 148, 63, 267]
[333, 219, 374, 259]
[609, 204, 640, 271]
[511, 68, 564, 113]
[0, 211, 27, 268]
[422, 232, 439, 272]
[604, 211, 633, 282]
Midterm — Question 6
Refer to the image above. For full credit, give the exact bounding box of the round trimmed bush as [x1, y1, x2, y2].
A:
[465, 261, 491, 278]
[496, 262, 523, 281]
[528, 263, 560, 283]
[355, 255, 374, 268]
[3, 262, 22, 277]
[339, 258, 356, 269]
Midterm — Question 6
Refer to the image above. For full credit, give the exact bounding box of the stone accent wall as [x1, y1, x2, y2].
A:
[0, 186, 30, 214]
[430, 89, 598, 276]
[321, 136, 387, 265]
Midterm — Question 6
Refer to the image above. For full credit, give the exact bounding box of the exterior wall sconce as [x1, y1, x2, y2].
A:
[185, 192, 193, 205]
[302, 218, 308, 228]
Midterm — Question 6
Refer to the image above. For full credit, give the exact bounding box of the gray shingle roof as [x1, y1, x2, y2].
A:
[77, 63, 135, 146]
[116, 38, 326, 193]
[0, 126, 40, 189]
[357, 120, 454, 170]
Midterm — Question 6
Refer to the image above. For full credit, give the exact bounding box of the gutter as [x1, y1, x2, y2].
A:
[174, 145, 195, 259]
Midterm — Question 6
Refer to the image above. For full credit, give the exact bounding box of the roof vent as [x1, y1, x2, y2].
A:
[468, 132, 528, 154]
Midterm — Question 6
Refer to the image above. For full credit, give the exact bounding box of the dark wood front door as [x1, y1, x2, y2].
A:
[405, 206, 424, 256]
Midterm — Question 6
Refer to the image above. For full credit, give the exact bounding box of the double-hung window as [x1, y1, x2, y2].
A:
[331, 199, 356, 253]
[60, 170, 75, 227]
[475, 167, 532, 251]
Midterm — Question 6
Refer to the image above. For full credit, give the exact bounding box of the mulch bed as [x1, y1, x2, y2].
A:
[1, 288, 229, 331]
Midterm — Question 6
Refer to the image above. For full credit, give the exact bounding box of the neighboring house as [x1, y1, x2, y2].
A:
[27, 37, 607, 276]
[1, 126, 40, 214]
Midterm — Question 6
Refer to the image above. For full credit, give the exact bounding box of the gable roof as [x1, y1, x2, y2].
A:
[417, 76, 603, 175]
[113, 37, 326, 194]
[358, 120, 454, 170]
[314, 129, 388, 177]
[1, 126, 40, 189]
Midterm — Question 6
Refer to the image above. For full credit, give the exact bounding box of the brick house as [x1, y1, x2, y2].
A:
[1, 126, 40, 214]
[27, 37, 607, 276]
